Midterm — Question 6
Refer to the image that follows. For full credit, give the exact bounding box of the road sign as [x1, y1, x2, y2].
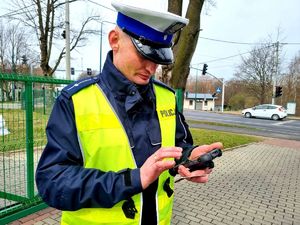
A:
[216, 87, 222, 93]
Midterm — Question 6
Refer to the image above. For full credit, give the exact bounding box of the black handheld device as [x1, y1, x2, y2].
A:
[169, 148, 222, 176]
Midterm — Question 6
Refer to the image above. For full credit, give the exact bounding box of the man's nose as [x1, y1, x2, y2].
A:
[145, 60, 158, 73]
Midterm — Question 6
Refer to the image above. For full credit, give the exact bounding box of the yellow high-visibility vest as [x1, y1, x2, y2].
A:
[61, 83, 176, 225]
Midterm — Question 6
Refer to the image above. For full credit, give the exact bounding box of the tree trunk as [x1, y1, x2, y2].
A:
[170, 0, 204, 90]
[160, 0, 182, 85]
[163, 0, 204, 109]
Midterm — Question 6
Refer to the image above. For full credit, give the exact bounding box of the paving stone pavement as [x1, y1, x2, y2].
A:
[8, 139, 300, 225]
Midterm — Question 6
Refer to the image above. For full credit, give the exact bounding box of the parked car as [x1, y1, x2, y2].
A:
[242, 104, 287, 120]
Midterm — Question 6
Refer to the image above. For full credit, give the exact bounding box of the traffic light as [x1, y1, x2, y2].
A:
[202, 63, 208, 75]
[87, 68, 92, 76]
[71, 67, 75, 75]
[61, 30, 66, 39]
[275, 86, 282, 97]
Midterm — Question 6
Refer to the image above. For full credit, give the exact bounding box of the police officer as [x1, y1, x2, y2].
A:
[36, 1, 223, 225]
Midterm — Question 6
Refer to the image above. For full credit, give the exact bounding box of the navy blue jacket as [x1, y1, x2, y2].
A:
[36, 51, 194, 222]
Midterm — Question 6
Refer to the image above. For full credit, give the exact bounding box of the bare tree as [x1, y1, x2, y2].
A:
[7, 0, 100, 76]
[284, 53, 300, 102]
[234, 42, 280, 104]
[225, 79, 259, 110]
[0, 21, 7, 72]
[0, 20, 38, 72]
[279, 52, 300, 115]
[6, 23, 29, 72]
[186, 74, 219, 94]
[0, 22, 34, 100]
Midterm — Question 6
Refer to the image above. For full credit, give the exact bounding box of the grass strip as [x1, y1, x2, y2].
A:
[187, 119, 259, 130]
[190, 128, 263, 150]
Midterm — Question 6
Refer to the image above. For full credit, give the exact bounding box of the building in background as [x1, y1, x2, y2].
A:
[184, 92, 218, 111]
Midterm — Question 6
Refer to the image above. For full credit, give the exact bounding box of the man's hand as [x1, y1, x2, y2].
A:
[177, 142, 223, 183]
[140, 147, 182, 189]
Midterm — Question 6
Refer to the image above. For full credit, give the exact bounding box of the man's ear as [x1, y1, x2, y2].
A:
[108, 29, 119, 51]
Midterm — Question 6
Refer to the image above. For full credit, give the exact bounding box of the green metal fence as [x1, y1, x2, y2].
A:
[0, 73, 72, 224]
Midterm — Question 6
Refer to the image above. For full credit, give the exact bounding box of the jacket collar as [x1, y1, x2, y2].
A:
[101, 51, 155, 112]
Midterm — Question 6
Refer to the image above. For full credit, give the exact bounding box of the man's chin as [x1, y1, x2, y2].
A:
[134, 78, 150, 85]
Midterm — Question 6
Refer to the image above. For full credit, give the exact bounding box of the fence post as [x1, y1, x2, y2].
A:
[25, 80, 34, 199]
[43, 87, 46, 115]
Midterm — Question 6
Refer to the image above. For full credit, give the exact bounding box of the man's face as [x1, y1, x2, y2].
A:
[110, 28, 158, 85]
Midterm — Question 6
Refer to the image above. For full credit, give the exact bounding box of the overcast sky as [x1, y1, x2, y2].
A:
[1, 0, 300, 81]
[192, 0, 300, 81]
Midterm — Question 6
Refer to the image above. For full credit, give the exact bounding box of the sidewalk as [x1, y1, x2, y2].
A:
[8, 208, 61, 225]
[8, 138, 300, 225]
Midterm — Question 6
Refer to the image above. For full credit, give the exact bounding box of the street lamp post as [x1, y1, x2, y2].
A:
[65, 0, 71, 80]
[207, 73, 225, 112]
[221, 79, 225, 112]
[99, 22, 103, 73]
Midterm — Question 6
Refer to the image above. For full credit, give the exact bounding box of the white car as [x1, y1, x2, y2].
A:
[242, 104, 287, 120]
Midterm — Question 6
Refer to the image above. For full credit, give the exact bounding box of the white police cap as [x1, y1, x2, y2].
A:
[111, 1, 189, 65]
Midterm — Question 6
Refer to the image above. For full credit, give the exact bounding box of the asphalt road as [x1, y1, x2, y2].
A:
[183, 110, 300, 141]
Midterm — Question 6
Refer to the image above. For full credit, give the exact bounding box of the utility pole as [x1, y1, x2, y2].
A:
[65, 0, 71, 80]
[272, 41, 279, 104]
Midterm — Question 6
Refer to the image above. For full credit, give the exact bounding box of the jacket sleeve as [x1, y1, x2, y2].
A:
[175, 110, 196, 164]
[35, 94, 143, 211]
